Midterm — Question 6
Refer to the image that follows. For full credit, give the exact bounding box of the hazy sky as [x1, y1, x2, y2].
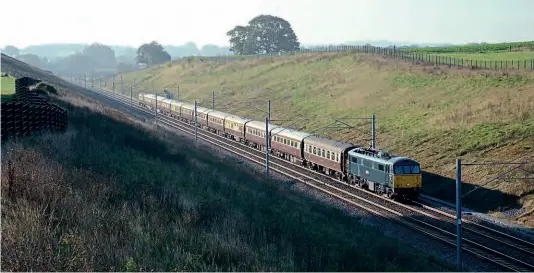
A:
[1, 0, 533, 48]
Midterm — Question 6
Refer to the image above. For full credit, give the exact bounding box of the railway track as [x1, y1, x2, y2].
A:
[79, 85, 534, 272]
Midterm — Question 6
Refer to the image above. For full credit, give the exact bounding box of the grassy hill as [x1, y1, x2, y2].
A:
[1, 56, 453, 271]
[109, 51, 534, 227]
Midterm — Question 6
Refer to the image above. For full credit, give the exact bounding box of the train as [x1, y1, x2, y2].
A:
[138, 93, 422, 200]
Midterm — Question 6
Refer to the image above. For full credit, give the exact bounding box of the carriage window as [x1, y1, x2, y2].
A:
[327, 151, 330, 159]
[313, 147, 317, 155]
[321, 149, 325, 157]
[378, 164, 384, 171]
[336, 153, 339, 162]
[283, 139, 287, 145]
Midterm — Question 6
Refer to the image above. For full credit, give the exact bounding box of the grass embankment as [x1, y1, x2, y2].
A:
[1, 89, 451, 271]
[1, 74, 16, 101]
[110, 52, 534, 227]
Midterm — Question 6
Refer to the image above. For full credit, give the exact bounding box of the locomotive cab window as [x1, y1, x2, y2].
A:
[351, 156, 357, 163]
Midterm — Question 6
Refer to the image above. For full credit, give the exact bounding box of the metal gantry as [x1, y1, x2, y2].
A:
[455, 157, 533, 271]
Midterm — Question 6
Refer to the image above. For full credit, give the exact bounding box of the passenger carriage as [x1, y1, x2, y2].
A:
[270, 127, 311, 164]
[223, 115, 250, 141]
[179, 103, 195, 123]
[195, 107, 214, 129]
[168, 100, 184, 118]
[244, 120, 281, 151]
[302, 135, 357, 179]
[207, 110, 231, 135]
[157, 97, 174, 115]
[138, 93, 157, 109]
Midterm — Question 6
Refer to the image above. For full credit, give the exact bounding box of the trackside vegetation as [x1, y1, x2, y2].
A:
[1, 91, 453, 271]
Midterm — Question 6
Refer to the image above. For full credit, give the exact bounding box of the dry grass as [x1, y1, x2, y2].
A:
[0, 89, 452, 272]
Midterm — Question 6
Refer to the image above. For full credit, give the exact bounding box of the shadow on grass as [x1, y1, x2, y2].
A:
[423, 171, 521, 213]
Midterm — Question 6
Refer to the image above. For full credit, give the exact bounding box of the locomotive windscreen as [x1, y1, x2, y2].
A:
[394, 165, 420, 174]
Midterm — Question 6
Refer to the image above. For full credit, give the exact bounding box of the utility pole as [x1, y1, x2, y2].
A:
[456, 158, 462, 271]
[84, 74, 87, 88]
[268, 99, 271, 122]
[133, 78, 136, 96]
[130, 87, 133, 107]
[265, 116, 269, 177]
[372, 113, 376, 149]
[194, 101, 198, 144]
[177, 85, 180, 101]
[155, 94, 158, 125]
[112, 77, 115, 98]
[212, 90, 215, 109]
[120, 75, 124, 95]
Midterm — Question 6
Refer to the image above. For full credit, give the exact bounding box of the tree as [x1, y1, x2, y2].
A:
[136, 41, 171, 67]
[227, 15, 300, 55]
[3, 45, 19, 57]
[82, 43, 116, 69]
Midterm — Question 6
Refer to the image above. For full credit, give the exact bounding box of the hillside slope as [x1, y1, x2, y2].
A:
[113, 52, 534, 227]
[1, 53, 454, 271]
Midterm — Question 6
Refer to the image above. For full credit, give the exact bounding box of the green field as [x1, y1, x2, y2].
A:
[438, 51, 534, 61]
[1, 75, 16, 101]
[108, 51, 534, 228]
[404, 41, 534, 53]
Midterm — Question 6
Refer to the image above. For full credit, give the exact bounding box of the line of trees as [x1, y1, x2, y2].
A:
[2, 41, 173, 77]
[1, 13, 299, 76]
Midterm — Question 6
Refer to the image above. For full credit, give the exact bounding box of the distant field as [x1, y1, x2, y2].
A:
[404, 41, 534, 53]
[437, 51, 534, 61]
[1, 75, 16, 101]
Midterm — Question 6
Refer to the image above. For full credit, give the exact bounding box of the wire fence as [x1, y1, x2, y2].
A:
[181, 45, 534, 71]
[1, 76, 68, 141]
